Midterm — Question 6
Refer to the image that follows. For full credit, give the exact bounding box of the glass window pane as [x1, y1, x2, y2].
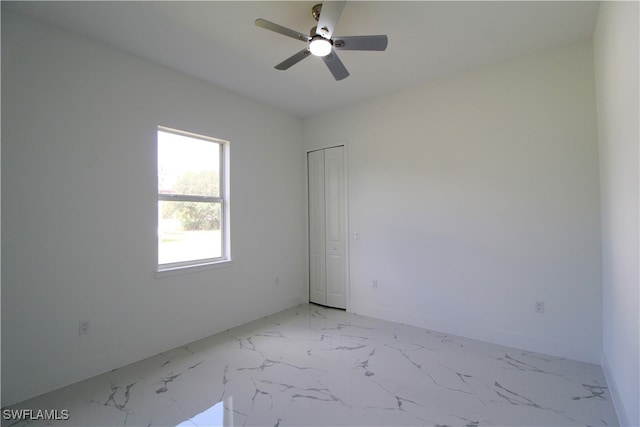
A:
[159, 201, 222, 265]
[158, 130, 220, 198]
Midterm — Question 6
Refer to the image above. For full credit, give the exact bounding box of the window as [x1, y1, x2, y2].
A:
[157, 126, 230, 272]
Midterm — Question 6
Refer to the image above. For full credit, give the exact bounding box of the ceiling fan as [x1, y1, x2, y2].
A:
[255, 1, 388, 81]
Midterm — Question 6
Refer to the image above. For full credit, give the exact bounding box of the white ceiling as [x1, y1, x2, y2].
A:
[4, 1, 599, 118]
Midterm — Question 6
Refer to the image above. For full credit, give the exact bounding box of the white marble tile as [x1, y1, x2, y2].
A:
[2, 304, 619, 426]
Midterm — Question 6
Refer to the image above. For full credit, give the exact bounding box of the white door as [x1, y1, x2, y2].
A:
[308, 146, 346, 309]
[308, 150, 327, 306]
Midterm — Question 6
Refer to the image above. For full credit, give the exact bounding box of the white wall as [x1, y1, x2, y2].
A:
[1, 11, 306, 406]
[304, 42, 602, 364]
[593, 2, 640, 426]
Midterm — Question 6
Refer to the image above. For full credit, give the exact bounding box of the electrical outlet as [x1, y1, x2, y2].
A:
[535, 301, 545, 314]
[275, 276, 280, 285]
[79, 320, 90, 335]
[372, 280, 378, 290]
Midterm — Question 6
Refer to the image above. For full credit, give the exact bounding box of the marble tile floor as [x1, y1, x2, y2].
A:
[3, 304, 619, 427]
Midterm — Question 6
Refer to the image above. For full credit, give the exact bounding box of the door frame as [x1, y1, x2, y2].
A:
[305, 141, 350, 310]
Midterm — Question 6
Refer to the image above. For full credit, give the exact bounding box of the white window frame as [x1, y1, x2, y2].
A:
[156, 126, 231, 276]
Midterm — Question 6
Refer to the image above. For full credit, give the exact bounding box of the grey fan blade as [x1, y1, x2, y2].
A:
[322, 50, 349, 80]
[333, 35, 388, 51]
[275, 49, 312, 70]
[255, 19, 310, 42]
[316, 1, 346, 39]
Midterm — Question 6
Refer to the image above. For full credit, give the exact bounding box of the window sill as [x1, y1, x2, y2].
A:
[155, 259, 233, 278]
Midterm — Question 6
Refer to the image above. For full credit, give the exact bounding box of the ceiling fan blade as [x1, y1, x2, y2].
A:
[322, 50, 349, 81]
[316, 1, 346, 39]
[255, 18, 310, 42]
[275, 49, 312, 70]
[333, 35, 388, 51]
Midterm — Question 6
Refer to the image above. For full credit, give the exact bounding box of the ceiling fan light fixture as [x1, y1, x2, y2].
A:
[309, 37, 332, 57]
